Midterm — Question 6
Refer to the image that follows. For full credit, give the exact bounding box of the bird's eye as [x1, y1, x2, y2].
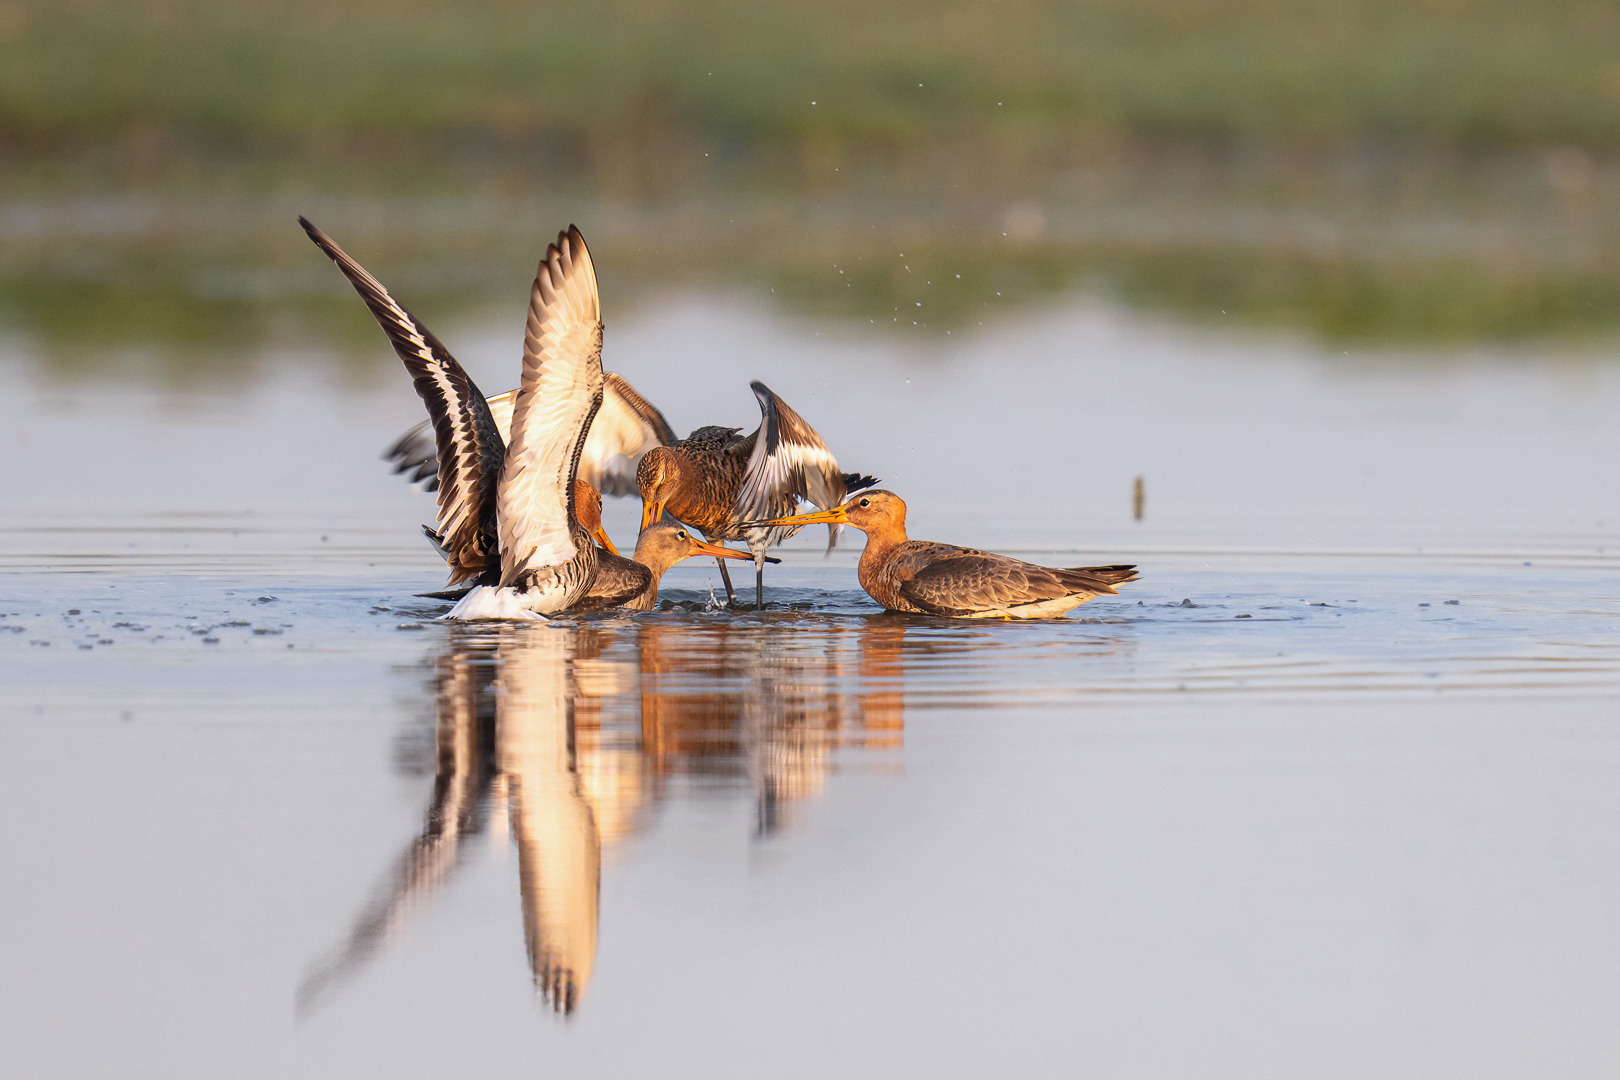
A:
[858, 498, 870, 507]
[676, 531, 687, 539]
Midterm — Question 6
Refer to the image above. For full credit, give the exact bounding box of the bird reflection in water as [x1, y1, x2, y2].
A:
[298, 616, 907, 1017]
[635, 619, 905, 834]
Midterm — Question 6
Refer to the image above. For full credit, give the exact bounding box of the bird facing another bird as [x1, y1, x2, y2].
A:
[303, 218, 1136, 619]
[744, 490, 1138, 619]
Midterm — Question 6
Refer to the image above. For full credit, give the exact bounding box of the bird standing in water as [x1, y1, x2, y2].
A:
[385, 369, 869, 612]
[302, 218, 611, 619]
[637, 382, 878, 609]
[745, 490, 1137, 618]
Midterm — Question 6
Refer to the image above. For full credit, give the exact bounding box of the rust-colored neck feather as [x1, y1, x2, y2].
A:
[573, 478, 603, 533]
[854, 504, 910, 586]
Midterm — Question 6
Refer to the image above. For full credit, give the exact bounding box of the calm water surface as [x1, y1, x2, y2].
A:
[4, 283, 1620, 1076]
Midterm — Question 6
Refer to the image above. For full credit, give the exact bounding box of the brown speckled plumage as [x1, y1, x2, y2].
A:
[637, 426, 753, 540]
[636, 381, 878, 608]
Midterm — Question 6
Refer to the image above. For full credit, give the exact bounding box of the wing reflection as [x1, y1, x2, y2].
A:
[296, 633, 498, 1018]
[497, 627, 599, 1013]
[300, 615, 907, 1016]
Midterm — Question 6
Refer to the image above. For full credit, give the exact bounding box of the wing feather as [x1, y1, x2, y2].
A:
[734, 381, 847, 521]
[300, 217, 501, 585]
[385, 388, 517, 493]
[899, 554, 1126, 616]
[498, 226, 605, 584]
[486, 389, 517, 446]
[383, 421, 440, 489]
[580, 373, 676, 496]
[396, 377, 667, 498]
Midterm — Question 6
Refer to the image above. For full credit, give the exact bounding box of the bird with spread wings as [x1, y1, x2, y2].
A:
[635, 386, 879, 609]
[301, 217, 647, 618]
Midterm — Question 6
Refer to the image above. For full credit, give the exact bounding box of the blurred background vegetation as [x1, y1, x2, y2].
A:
[7, 0, 1620, 376]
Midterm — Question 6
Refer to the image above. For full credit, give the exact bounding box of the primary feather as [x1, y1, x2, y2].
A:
[497, 226, 604, 591]
[386, 376, 672, 498]
[300, 216, 503, 586]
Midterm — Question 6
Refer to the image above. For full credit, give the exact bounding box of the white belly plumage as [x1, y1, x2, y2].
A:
[958, 594, 1094, 620]
[444, 582, 577, 621]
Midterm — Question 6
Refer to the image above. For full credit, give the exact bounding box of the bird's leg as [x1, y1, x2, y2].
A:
[754, 548, 767, 611]
[714, 557, 738, 606]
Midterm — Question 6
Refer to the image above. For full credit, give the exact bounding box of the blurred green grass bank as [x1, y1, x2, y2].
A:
[6, 0, 1620, 372]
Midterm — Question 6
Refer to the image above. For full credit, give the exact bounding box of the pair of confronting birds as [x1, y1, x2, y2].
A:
[300, 219, 1137, 619]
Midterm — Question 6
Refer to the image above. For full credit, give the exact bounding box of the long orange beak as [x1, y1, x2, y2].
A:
[640, 498, 666, 531]
[592, 524, 621, 557]
[682, 536, 757, 562]
[744, 505, 849, 529]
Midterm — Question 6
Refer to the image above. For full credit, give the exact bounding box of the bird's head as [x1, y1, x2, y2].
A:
[632, 521, 757, 576]
[637, 447, 685, 530]
[742, 489, 907, 536]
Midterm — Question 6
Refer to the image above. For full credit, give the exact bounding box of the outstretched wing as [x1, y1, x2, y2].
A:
[581, 373, 677, 496]
[296, 645, 494, 1017]
[383, 420, 439, 488]
[300, 217, 502, 585]
[498, 226, 605, 585]
[385, 389, 517, 493]
[734, 381, 847, 521]
[389, 375, 665, 499]
[899, 554, 1128, 616]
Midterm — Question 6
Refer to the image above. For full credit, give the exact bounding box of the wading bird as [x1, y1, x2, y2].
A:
[301, 217, 613, 619]
[390, 380, 875, 612]
[745, 490, 1137, 619]
[637, 382, 879, 609]
[422, 479, 765, 611]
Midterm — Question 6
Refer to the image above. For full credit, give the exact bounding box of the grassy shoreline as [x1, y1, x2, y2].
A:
[7, 154, 1620, 382]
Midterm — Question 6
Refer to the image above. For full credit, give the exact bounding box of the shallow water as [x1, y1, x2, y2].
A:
[5, 283, 1620, 1076]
